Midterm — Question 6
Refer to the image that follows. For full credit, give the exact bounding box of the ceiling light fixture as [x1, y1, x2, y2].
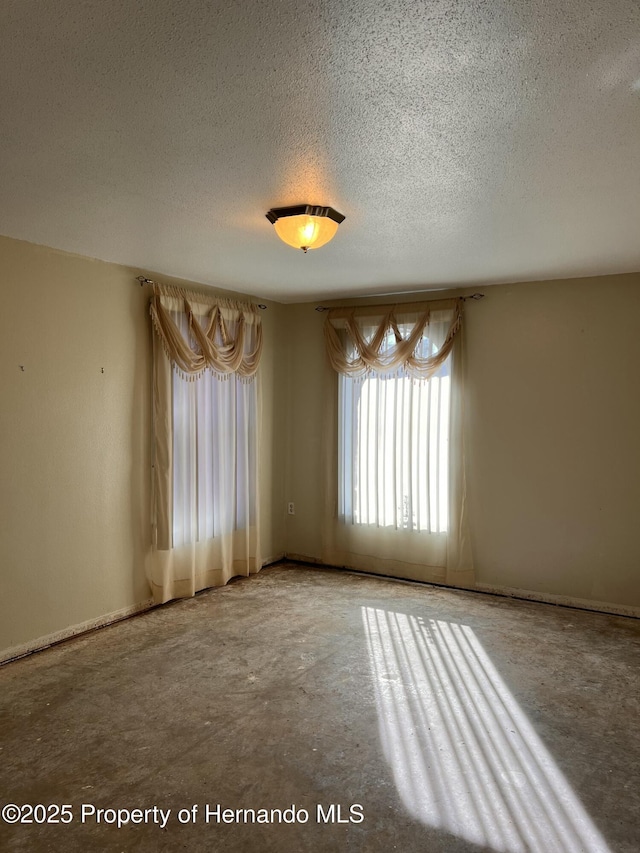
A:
[266, 205, 345, 253]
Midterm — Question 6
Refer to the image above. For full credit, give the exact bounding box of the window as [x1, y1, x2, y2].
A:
[327, 303, 459, 536]
[172, 367, 257, 547]
[148, 285, 262, 603]
[338, 351, 451, 533]
[324, 298, 472, 587]
[169, 305, 257, 548]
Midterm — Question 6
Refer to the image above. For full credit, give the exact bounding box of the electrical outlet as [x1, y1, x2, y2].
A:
[287, 502, 295, 515]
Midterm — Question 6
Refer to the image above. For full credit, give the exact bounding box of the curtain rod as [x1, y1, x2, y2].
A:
[313, 292, 485, 312]
[136, 276, 267, 310]
[137, 277, 484, 312]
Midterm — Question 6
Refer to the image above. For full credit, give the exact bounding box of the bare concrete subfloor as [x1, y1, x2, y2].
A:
[1, 563, 639, 852]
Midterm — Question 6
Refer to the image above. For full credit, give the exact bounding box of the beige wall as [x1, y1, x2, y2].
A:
[283, 274, 640, 611]
[0, 236, 286, 658]
[464, 274, 640, 607]
[257, 288, 287, 565]
[283, 303, 328, 560]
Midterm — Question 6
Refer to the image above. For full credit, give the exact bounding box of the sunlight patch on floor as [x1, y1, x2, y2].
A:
[362, 607, 610, 853]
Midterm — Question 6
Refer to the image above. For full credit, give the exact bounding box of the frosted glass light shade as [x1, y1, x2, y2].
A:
[274, 214, 338, 250]
[266, 205, 345, 252]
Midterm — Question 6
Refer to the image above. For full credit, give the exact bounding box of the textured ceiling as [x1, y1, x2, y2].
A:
[1, 0, 639, 302]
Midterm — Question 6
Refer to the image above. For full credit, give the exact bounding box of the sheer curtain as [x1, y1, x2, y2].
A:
[322, 299, 473, 588]
[147, 284, 262, 604]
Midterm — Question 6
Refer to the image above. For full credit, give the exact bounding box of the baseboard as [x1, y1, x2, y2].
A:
[261, 553, 286, 567]
[474, 582, 640, 619]
[0, 598, 156, 666]
[282, 552, 324, 566]
[283, 554, 640, 619]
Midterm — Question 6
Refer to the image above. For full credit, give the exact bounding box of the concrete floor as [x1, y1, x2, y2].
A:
[1, 563, 639, 852]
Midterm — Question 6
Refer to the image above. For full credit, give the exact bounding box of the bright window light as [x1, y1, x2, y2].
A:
[339, 356, 450, 532]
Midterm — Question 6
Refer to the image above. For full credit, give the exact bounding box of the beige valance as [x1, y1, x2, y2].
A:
[324, 297, 462, 380]
[150, 284, 263, 380]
